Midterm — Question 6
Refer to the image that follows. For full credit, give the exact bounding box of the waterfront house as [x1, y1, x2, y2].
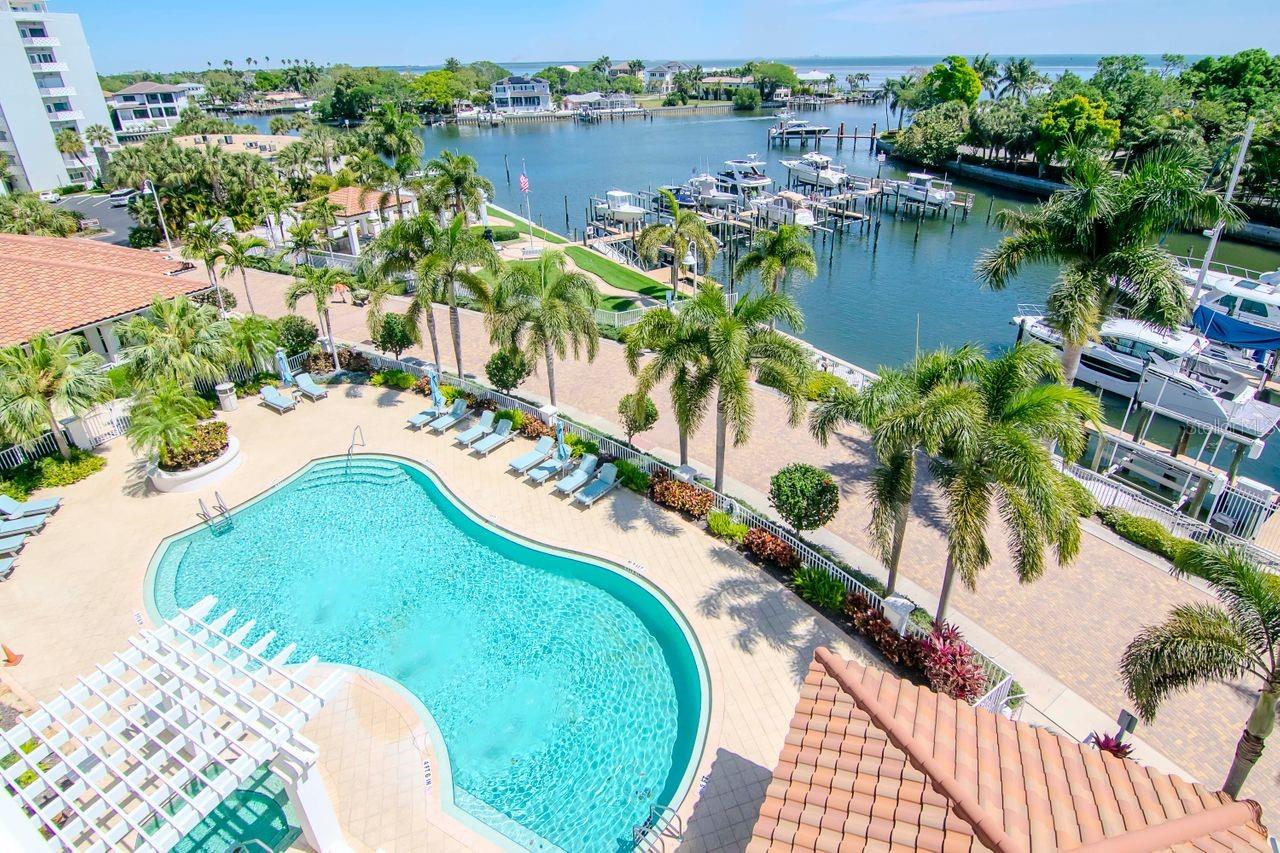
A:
[644, 61, 691, 94]
[490, 75, 552, 113]
[750, 648, 1272, 851]
[562, 91, 637, 113]
[177, 80, 205, 101]
[795, 69, 835, 94]
[106, 81, 190, 138]
[314, 185, 417, 255]
[0, 233, 205, 359]
[169, 132, 297, 161]
[608, 61, 639, 79]
[701, 74, 754, 99]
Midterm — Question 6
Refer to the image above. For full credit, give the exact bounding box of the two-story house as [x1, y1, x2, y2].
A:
[643, 61, 691, 94]
[490, 76, 551, 113]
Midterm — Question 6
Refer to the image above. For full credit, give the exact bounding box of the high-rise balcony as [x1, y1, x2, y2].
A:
[28, 61, 68, 73]
[22, 36, 60, 47]
[47, 109, 83, 121]
[38, 85, 76, 97]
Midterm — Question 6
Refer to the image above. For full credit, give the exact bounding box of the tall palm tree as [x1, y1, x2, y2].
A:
[84, 124, 114, 149]
[422, 214, 498, 378]
[810, 345, 985, 596]
[734, 224, 817, 305]
[971, 53, 1000, 99]
[486, 250, 601, 406]
[214, 233, 268, 314]
[285, 265, 349, 372]
[0, 332, 109, 459]
[117, 295, 233, 387]
[976, 145, 1239, 385]
[302, 124, 340, 174]
[636, 189, 718, 292]
[54, 128, 88, 176]
[927, 342, 1101, 622]
[369, 211, 444, 366]
[882, 74, 918, 130]
[227, 313, 279, 370]
[997, 57, 1047, 102]
[364, 103, 423, 164]
[181, 220, 230, 315]
[425, 150, 494, 219]
[625, 307, 712, 468]
[286, 219, 324, 265]
[1121, 544, 1279, 798]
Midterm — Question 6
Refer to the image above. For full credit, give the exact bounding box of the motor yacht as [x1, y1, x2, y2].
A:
[752, 191, 816, 227]
[779, 152, 850, 188]
[715, 156, 773, 198]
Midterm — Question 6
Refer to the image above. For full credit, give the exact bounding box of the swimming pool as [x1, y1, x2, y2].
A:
[148, 455, 708, 851]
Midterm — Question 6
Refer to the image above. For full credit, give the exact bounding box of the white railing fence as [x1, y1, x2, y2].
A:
[352, 345, 1016, 703]
[0, 431, 65, 471]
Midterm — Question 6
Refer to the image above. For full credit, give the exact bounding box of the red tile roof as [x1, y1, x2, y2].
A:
[0, 235, 207, 346]
[748, 648, 1271, 852]
[324, 186, 414, 219]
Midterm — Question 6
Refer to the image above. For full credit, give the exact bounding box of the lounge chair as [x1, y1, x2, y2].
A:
[553, 455, 599, 496]
[471, 420, 515, 456]
[428, 400, 469, 433]
[407, 403, 447, 430]
[0, 534, 28, 556]
[0, 558, 13, 580]
[526, 453, 574, 485]
[0, 515, 46, 536]
[0, 494, 60, 519]
[260, 385, 297, 414]
[508, 436, 555, 474]
[454, 411, 495, 447]
[574, 464, 619, 507]
[294, 372, 328, 401]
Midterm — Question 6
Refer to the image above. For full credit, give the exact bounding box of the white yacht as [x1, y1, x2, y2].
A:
[686, 173, 735, 208]
[768, 118, 830, 141]
[779, 152, 850, 188]
[715, 157, 773, 198]
[600, 190, 646, 223]
[1138, 358, 1280, 440]
[1184, 264, 1280, 336]
[892, 172, 956, 205]
[752, 191, 816, 227]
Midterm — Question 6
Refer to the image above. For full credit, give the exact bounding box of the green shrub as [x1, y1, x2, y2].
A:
[770, 463, 840, 532]
[792, 566, 847, 611]
[0, 450, 106, 500]
[613, 459, 651, 493]
[369, 369, 415, 390]
[565, 433, 599, 458]
[805, 371, 851, 401]
[159, 421, 229, 472]
[706, 509, 749, 544]
[233, 371, 280, 397]
[127, 225, 160, 248]
[372, 313, 416, 359]
[494, 408, 525, 430]
[1098, 507, 1195, 563]
[193, 285, 237, 312]
[732, 87, 762, 110]
[485, 348, 532, 393]
[618, 392, 658, 444]
[275, 314, 319, 356]
[106, 365, 132, 399]
[440, 384, 466, 404]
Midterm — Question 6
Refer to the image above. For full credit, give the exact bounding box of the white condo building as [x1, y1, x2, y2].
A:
[0, 0, 112, 192]
[106, 81, 191, 137]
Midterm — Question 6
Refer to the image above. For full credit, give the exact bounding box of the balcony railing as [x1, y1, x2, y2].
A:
[28, 61, 68, 72]
[22, 36, 59, 47]
[46, 109, 83, 121]
[38, 85, 75, 97]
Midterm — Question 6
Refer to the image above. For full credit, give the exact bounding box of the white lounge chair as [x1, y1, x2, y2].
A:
[471, 420, 515, 456]
[428, 401, 469, 432]
[554, 455, 599, 496]
[509, 436, 555, 473]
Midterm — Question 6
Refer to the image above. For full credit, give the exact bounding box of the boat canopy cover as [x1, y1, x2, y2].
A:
[1193, 305, 1280, 352]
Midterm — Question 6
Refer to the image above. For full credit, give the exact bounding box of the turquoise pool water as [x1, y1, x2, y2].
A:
[149, 456, 706, 852]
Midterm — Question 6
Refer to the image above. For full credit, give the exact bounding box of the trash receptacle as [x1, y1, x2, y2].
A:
[215, 381, 237, 412]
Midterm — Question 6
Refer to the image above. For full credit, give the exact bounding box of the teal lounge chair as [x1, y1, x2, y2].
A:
[260, 385, 297, 413]
[509, 437, 555, 473]
[454, 411, 495, 447]
[472, 420, 515, 456]
[526, 453, 573, 485]
[294, 372, 328, 401]
[0, 535, 26, 556]
[407, 403, 447, 430]
[0, 515, 46, 536]
[428, 401, 469, 432]
[574, 464, 618, 507]
[0, 494, 60, 519]
[0, 558, 12, 580]
[553, 455, 599, 496]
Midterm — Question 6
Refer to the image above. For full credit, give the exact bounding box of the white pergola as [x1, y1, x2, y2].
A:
[0, 597, 348, 852]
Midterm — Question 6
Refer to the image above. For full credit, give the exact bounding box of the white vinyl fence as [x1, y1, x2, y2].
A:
[352, 344, 1017, 709]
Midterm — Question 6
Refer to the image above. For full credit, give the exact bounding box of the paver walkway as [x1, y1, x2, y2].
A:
[223, 263, 1279, 822]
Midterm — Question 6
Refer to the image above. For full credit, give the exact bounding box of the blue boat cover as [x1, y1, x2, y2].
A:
[1192, 305, 1280, 353]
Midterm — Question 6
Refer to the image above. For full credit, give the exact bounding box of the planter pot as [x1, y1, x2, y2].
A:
[148, 435, 242, 493]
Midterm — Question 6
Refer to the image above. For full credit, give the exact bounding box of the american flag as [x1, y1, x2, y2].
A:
[519, 172, 530, 194]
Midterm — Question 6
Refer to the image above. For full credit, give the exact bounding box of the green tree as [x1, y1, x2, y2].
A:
[625, 306, 711, 468]
[424, 150, 494, 219]
[372, 312, 416, 359]
[286, 219, 325, 265]
[618, 391, 658, 444]
[275, 314, 318, 355]
[423, 214, 498, 377]
[0, 193, 78, 237]
[485, 250, 600, 406]
[998, 57, 1048, 102]
[370, 211, 445, 367]
[1036, 94, 1121, 164]
[484, 347, 532, 393]
[1181, 49, 1280, 115]
[117, 295, 232, 387]
[363, 102, 424, 162]
[181, 220, 231, 313]
[636, 189, 718, 292]
[894, 101, 971, 166]
[883, 73, 921, 130]
[226, 313, 278, 370]
[733, 87, 762, 111]
[976, 145, 1236, 384]
[214, 233, 268, 314]
[54, 128, 89, 178]
[0, 332, 109, 459]
[770, 463, 840, 532]
[971, 53, 1000, 99]
[919, 55, 982, 107]
[810, 345, 984, 595]
[734, 224, 817, 302]
[1121, 544, 1280, 798]
[125, 379, 206, 460]
[754, 62, 799, 101]
[285, 266, 350, 372]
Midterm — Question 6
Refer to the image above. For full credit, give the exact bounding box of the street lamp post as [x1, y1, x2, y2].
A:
[143, 179, 173, 253]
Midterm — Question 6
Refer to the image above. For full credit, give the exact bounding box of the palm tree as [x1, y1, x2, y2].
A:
[369, 211, 444, 366]
[425, 150, 494, 219]
[625, 307, 712, 468]
[422, 214, 498, 378]
[971, 53, 1000, 99]
[810, 346, 985, 596]
[117, 295, 233, 387]
[125, 379, 207, 461]
[302, 124, 340, 174]
[54, 128, 88, 176]
[636, 189, 718, 292]
[227, 314, 278, 370]
[286, 219, 324, 265]
[181, 220, 230, 315]
[84, 124, 114, 149]
[592, 55, 612, 75]
[927, 343, 1100, 623]
[214, 233, 268, 314]
[286, 265, 349, 372]
[0, 193, 78, 236]
[734, 224, 817, 305]
[976, 145, 1239, 385]
[997, 57, 1047, 102]
[0, 332, 109, 459]
[1121, 544, 1279, 798]
[486, 250, 601, 406]
[364, 103, 423, 163]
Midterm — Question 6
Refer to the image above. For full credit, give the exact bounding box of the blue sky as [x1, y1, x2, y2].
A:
[72, 0, 1280, 73]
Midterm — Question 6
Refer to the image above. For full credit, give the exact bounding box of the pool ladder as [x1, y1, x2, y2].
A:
[197, 492, 232, 532]
[346, 424, 365, 473]
[633, 804, 684, 852]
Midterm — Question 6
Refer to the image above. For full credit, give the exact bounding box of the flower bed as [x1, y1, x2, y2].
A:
[743, 527, 799, 569]
[649, 470, 715, 518]
[159, 422, 229, 473]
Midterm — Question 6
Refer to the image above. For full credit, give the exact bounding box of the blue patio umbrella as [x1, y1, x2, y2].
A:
[426, 368, 445, 411]
[274, 347, 294, 387]
[555, 419, 569, 462]
[665, 289, 675, 309]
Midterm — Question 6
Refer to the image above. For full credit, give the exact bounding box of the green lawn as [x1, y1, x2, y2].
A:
[565, 246, 673, 300]
[485, 206, 567, 244]
[598, 295, 637, 312]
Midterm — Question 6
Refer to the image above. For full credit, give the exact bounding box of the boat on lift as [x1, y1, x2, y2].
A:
[1138, 356, 1280, 441]
[752, 191, 816, 227]
[768, 118, 830, 142]
[890, 172, 956, 205]
[779, 152, 850, 188]
[715, 156, 773, 199]
[598, 190, 646, 223]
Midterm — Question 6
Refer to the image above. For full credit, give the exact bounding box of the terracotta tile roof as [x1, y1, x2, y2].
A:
[323, 186, 414, 219]
[0, 235, 206, 346]
[748, 648, 1271, 852]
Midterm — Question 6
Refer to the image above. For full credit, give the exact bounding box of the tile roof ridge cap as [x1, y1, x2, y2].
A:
[813, 647, 1026, 853]
[0, 252, 184, 277]
[1071, 798, 1264, 852]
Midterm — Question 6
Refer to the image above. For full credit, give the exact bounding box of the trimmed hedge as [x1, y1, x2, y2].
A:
[0, 450, 106, 500]
[1097, 507, 1196, 564]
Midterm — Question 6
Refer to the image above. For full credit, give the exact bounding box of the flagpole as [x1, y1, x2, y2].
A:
[522, 158, 535, 249]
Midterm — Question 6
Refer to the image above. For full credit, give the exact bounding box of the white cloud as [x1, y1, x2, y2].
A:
[793, 0, 1106, 22]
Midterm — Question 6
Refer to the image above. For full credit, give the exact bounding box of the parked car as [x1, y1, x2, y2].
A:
[108, 188, 138, 208]
[37, 190, 59, 203]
